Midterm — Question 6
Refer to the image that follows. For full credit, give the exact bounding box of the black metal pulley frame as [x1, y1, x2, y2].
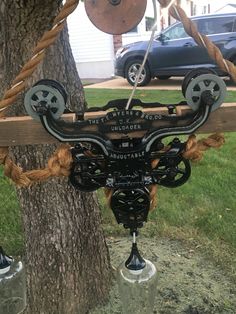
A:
[24, 73, 226, 234]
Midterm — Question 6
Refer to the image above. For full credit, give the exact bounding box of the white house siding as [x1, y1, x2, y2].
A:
[215, 4, 236, 13]
[194, 0, 236, 14]
[67, 2, 114, 79]
[211, 0, 236, 13]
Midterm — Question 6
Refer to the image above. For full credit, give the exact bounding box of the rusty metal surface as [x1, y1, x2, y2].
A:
[84, 0, 147, 35]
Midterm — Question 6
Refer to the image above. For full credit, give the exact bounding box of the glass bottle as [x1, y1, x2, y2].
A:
[117, 235, 158, 314]
[0, 246, 26, 314]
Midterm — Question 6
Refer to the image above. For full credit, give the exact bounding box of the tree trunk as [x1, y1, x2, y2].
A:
[0, 1, 111, 313]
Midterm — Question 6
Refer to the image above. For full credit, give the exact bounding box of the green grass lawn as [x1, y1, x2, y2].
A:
[0, 173, 23, 255]
[0, 89, 235, 275]
[84, 88, 236, 107]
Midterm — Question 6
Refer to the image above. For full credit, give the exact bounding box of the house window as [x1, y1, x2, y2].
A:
[146, 17, 155, 31]
[208, 4, 210, 13]
[190, 1, 196, 16]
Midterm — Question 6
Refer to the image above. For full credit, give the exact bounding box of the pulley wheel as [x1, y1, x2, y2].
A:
[24, 80, 66, 121]
[35, 79, 68, 103]
[84, 0, 147, 35]
[185, 74, 226, 111]
[156, 157, 191, 188]
[69, 158, 105, 192]
[110, 188, 150, 213]
[182, 68, 217, 97]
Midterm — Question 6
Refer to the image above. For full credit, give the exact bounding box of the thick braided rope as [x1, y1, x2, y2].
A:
[183, 133, 225, 162]
[0, 134, 225, 188]
[0, 144, 72, 187]
[158, 0, 236, 82]
[0, 0, 80, 112]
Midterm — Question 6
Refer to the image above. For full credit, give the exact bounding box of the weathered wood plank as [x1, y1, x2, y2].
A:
[0, 103, 235, 146]
[0, 114, 75, 146]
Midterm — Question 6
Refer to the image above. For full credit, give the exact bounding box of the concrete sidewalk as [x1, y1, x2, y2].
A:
[84, 76, 236, 91]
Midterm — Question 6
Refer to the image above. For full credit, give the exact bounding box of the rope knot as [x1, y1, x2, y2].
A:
[183, 133, 225, 162]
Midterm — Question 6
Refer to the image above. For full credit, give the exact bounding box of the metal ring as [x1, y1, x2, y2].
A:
[24, 84, 66, 121]
[185, 74, 226, 111]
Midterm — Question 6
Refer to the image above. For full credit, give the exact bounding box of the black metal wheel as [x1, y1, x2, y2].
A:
[155, 157, 191, 188]
[69, 158, 106, 192]
[110, 188, 150, 229]
[111, 188, 150, 212]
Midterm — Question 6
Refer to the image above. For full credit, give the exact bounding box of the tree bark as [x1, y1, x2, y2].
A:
[0, 1, 111, 313]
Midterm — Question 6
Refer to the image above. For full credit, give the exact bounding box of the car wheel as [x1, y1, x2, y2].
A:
[182, 68, 217, 97]
[156, 75, 171, 80]
[125, 59, 151, 86]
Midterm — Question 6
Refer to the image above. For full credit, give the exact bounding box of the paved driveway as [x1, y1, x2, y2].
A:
[84, 76, 236, 91]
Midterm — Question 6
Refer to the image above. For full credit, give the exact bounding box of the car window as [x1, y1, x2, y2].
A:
[163, 23, 188, 40]
[196, 17, 235, 35]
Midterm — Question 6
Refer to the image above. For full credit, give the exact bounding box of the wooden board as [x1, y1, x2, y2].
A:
[0, 103, 235, 147]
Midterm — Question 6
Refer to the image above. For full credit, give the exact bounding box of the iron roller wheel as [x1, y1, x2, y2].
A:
[69, 157, 106, 192]
[110, 188, 150, 213]
[125, 59, 151, 87]
[182, 68, 217, 97]
[157, 157, 191, 188]
[34, 79, 68, 103]
[185, 74, 226, 112]
[24, 80, 67, 121]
